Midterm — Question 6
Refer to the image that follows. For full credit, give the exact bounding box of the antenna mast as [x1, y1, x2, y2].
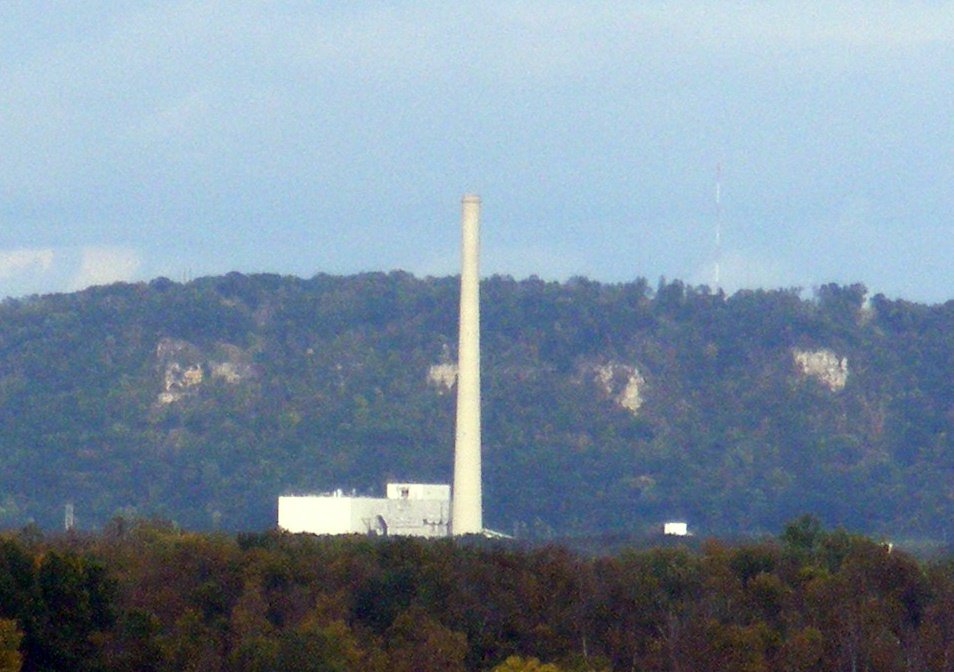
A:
[714, 162, 723, 291]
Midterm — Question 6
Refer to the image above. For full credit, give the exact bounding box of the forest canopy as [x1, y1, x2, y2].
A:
[0, 520, 952, 672]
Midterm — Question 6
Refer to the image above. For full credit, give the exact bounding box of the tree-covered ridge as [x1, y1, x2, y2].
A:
[0, 520, 953, 671]
[0, 272, 951, 539]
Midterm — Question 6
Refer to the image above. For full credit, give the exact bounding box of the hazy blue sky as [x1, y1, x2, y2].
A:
[1, 3, 951, 301]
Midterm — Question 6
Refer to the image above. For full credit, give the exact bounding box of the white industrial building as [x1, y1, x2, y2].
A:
[278, 483, 451, 537]
[663, 521, 689, 536]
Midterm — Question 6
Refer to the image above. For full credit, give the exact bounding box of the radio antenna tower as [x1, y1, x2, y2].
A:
[714, 162, 723, 292]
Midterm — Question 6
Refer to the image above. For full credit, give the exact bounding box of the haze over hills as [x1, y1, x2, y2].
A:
[0, 272, 950, 541]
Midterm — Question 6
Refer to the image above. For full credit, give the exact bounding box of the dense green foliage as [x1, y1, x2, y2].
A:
[0, 272, 951, 538]
[0, 521, 953, 671]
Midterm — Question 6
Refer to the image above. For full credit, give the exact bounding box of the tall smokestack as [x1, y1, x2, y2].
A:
[452, 194, 482, 535]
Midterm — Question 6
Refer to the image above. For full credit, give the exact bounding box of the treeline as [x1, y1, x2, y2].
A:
[0, 272, 952, 538]
[0, 518, 952, 672]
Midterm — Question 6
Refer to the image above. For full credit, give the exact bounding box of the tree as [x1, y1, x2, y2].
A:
[0, 619, 22, 672]
[776, 626, 823, 672]
[384, 607, 468, 672]
[490, 656, 562, 672]
[105, 609, 164, 672]
[274, 618, 361, 672]
[22, 552, 115, 672]
[780, 515, 824, 555]
[167, 608, 223, 672]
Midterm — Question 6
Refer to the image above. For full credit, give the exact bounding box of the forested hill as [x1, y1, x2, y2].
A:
[0, 272, 951, 540]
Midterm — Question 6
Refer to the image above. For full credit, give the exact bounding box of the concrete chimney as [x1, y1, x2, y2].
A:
[452, 194, 483, 535]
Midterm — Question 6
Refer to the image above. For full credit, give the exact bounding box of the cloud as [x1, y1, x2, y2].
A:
[69, 247, 141, 291]
[0, 248, 54, 279]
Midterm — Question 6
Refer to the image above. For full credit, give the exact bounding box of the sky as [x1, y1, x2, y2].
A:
[0, 2, 952, 302]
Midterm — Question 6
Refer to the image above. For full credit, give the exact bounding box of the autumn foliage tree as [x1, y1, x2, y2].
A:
[0, 519, 951, 672]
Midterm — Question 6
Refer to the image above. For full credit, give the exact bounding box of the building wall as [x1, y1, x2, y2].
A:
[664, 522, 689, 536]
[278, 496, 354, 534]
[386, 483, 451, 501]
[382, 497, 449, 537]
[278, 483, 450, 537]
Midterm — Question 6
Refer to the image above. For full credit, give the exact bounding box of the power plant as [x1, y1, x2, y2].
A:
[277, 194, 485, 537]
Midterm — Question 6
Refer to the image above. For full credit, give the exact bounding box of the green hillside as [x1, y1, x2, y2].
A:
[0, 272, 950, 539]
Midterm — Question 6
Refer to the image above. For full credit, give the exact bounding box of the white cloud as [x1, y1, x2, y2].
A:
[69, 246, 141, 290]
[0, 248, 55, 279]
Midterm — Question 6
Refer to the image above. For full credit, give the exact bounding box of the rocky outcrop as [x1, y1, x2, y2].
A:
[426, 343, 458, 393]
[210, 344, 254, 384]
[590, 362, 645, 414]
[793, 348, 848, 391]
[156, 338, 204, 404]
[427, 362, 458, 392]
[211, 361, 251, 384]
[155, 338, 253, 404]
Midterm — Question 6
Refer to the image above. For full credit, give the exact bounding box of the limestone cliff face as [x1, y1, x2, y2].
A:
[793, 348, 848, 391]
[426, 343, 458, 393]
[209, 344, 255, 384]
[156, 338, 204, 404]
[155, 338, 253, 404]
[426, 354, 648, 413]
[589, 362, 645, 414]
[427, 362, 458, 392]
